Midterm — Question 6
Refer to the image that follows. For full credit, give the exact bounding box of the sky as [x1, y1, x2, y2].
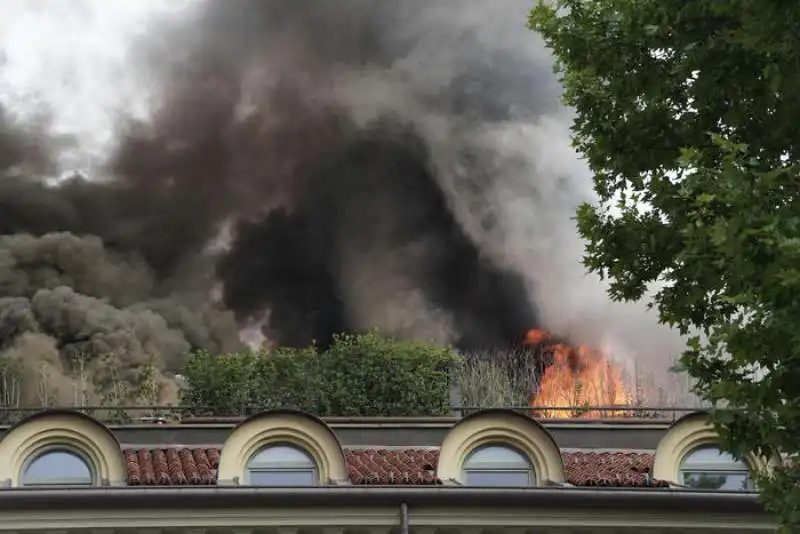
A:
[0, 0, 196, 171]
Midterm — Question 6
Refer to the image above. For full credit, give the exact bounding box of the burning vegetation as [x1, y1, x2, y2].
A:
[524, 329, 633, 418]
[453, 328, 651, 420]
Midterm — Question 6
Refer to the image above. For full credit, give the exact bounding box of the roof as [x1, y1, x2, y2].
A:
[124, 447, 668, 487]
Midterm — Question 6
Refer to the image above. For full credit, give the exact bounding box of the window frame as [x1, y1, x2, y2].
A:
[678, 445, 753, 491]
[462, 443, 535, 487]
[244, 442, 319, 486]
[20, 445, 96, 487]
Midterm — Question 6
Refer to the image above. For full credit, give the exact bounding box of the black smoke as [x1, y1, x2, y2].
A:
[0, 0, 566, 386]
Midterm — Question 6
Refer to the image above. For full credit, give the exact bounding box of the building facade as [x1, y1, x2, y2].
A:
[0, 408, 777, 534]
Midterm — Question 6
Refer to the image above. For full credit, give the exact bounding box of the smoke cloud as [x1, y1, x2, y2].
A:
[0, 0, 687, 405]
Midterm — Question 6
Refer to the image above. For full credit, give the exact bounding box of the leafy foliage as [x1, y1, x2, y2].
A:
[530, 0, 800, 528]
[180, 331, 456, 417]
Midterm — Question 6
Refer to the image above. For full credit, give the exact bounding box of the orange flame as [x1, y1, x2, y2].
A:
[525, 328, 632, 419]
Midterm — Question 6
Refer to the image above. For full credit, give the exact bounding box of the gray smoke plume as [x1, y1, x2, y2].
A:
[3, 0, 557, 346]
[0, 227, 241, 404]
[117, 0, 566, 349]
[0, 0, 690, 406]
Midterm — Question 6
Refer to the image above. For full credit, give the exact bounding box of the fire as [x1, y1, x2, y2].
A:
[525, 328, 632, 419]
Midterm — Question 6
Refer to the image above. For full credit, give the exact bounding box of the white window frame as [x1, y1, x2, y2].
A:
[679, 445, 753, 491]
[462, 444, 535, 487]
[21, 446, 95, 487]
[245, 443, 318, 486]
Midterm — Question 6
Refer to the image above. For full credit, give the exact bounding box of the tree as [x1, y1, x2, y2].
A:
[529, 0, 800, 528]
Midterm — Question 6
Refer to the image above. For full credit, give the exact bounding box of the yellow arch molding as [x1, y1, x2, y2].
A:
[437, 409, 565, 485]
[0, 410, 126, 486]
[652, 411, 777, 484]
[217, 409, 349, 485]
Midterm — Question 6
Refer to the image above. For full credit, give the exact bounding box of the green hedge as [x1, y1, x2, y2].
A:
[180, 332, 457, 417]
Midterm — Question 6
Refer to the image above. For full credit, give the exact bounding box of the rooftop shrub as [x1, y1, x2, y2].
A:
[180, 331, 456, 417]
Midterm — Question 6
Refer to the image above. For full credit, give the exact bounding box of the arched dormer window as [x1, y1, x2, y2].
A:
[246, 443, 318, 486]
[653, 411, 775, 489]
[462, 444, 534, 486]
[0, 411, 126, 487]
[217, 409, 349, 486]
[679, 445, 752, 491]
[22, 447, 94, 486]
[437, 409, 565, 486]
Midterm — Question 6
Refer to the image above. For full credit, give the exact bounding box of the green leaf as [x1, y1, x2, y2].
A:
[530, 0, 800, 527]
[180, 332, 457, 417]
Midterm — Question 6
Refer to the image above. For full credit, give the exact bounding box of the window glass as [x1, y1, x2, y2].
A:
[247, 469, 317, 486]
[463, 444, 534, 487]
[246, 444, 317, 486]
[467, 445, 530, 465]
[681, 446, 745, 468]
[679, 445, 752, 491]
[22, 449, 93, 486]
[249, 444, 314, 466]
[465, 469, 532, 487]
[681, 471, 750, 491]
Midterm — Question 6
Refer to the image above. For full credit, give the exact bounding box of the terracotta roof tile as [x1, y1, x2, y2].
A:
[126, 448, 218, 485]
[562, 451, 669, 487]
[345, 448, 440, 485]
[123, 447, 665, 487]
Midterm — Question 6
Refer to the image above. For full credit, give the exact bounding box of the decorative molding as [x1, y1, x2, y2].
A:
[436, 409, 565, 485]
[652, 411, 773, 484]
[0, 506, 774, 532]
[0, 411, 126, 487]
[217, 410, 349, 485]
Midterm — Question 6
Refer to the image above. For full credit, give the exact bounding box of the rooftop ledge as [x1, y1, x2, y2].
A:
[0, 485, 767, 514]
[177, 415, 678, 427]
[0, 407, 686, 450]
[0, 405, 701, 428]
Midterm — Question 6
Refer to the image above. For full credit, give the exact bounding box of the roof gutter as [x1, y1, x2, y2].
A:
[0, 486, 767, 514]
